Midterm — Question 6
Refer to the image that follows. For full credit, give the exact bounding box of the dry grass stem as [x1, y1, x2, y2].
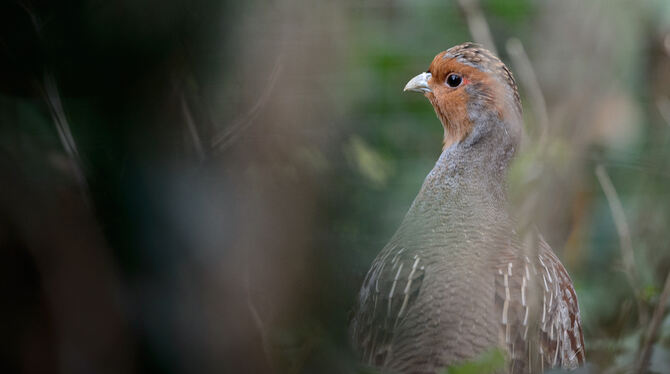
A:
[245, 267, 274, 371]
[456, 0, 498, 56]
[657, 96, 670, 127]
[635, 271, 670, 374]
[595, 164, 644, 325]
[42, 72, 91, 205]
[180, 93, 206, 162]
[505, 38, 549, 150]
[212, 55, 283, 152]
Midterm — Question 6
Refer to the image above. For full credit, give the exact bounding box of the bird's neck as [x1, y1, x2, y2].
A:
[408, 117, 519, 222]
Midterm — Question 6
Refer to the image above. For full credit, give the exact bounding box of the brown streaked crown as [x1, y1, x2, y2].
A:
[423, 43, 522, 149]
[441, 42, 521, 113]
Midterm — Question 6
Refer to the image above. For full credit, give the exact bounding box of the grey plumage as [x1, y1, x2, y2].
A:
[350, 43, 584, 373]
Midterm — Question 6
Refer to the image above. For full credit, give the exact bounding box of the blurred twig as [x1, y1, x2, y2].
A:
[245, 267, 274, 371]
[635, 271, 670, 374]
[16, 0, 42, 33]
[657, 96, 670, 127]
[212, 55, 283, 152]
[595, 165, 644, 325]
[41, 72, 91, 205]
[19, 2, 91, 204]
[456, 0, 497, 55]
[504, 38, 548, 371]
[180, 93, 206, 162]
[506, 38, 549, 150]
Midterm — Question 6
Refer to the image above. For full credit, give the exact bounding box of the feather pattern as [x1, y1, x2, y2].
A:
[494, 238, 585, 373]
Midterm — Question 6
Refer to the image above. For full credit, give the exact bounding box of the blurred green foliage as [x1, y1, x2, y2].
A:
[2, 0, 670, 373]
[442, 349, 506, 374]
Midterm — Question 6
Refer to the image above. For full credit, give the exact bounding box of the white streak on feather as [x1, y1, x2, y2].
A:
[545, 266, 553, 284]
[521, 275, 527, 306]
[552, 266, 560, 290]
[574, 320, 582, 349]
[523, 305, 528, 326]
[502, 274, 510, 323]
[553, 333, 560, 366]
[397, 257, 420, 318]
[387, 262, 404, 315]
[503, 273, 510, 343]
[375, 261, 385, 293]
[539, 256, 552, 284]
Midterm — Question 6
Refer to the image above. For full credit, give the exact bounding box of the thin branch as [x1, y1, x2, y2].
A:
[595, 165, 636, 280]
[18, 3, 91, 205]
[595, 164, 644, 324]
[212, 55, 283, 152]
[635, 271, 670, 374]
[505, 38, 549, 150]
[245, 266, 274, 371]
[15, 0, 43, 33]
[456, 0, 498, 55]
[41, 72, 91, 206]
[180, 93, 206, 162]
[656, 96, 670, 127]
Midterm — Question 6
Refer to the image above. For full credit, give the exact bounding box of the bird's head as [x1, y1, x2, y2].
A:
[404, 43, 522, 151]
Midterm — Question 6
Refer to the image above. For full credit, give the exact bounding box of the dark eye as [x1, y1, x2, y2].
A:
[446, 74, 462, 87]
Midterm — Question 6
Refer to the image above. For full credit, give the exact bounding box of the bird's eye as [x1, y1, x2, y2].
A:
[446, 74, 462, 88]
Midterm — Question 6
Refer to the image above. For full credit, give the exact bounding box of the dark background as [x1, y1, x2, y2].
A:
[2, 0, 670, 373]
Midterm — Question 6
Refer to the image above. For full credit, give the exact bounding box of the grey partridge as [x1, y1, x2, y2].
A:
[350, 43, 585, 373]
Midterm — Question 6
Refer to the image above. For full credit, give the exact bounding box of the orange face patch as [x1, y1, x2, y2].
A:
[424, 53, 507, 149]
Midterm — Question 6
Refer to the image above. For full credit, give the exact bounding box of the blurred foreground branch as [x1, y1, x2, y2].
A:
[595, 165, 644, 325]
[456, 0, 497, 55]
[635, 271, 670, 374]
[246, 267, 274, 370]
[506, 38, 549, 150]
[180, 92, 206, 161]
[212, 55, 283, 152]
[657, 96, 670, 127]
[41, 72, 91, 205]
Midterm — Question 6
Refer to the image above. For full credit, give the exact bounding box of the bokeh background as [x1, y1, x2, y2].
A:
[2, 0, 670, 373]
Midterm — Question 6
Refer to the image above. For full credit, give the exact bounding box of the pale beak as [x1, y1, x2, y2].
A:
[403, 72, 432, 93]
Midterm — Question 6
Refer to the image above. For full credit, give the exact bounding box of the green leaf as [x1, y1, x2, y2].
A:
[443, 349, 506, 374]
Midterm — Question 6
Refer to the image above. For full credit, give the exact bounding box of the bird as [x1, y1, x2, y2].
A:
[349, 42, 585, 373]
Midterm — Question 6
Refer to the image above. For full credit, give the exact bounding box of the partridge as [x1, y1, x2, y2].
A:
[350, 43, 585, 373]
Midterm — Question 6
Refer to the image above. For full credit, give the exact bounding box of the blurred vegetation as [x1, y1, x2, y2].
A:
[442, 349, 506, 374]
[1, 0, 670, 373]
